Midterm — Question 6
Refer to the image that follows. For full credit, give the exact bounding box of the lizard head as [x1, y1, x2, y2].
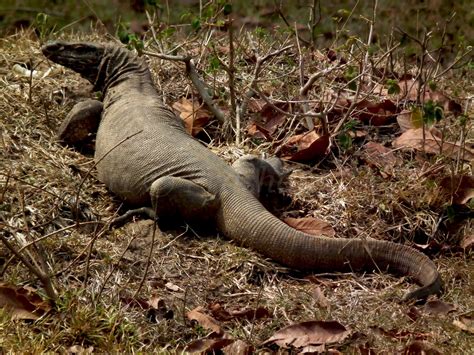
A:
[42, 41, 106, 85]
[42, 41, 149, 93]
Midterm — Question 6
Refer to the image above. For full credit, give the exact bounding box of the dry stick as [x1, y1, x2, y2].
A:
[238, 43, 293, 122]
[96, 232, 138, 302]
[0, 234, 57, 300]
[133, 214, 159, 298]
[308, 0, 322, 46]
[73, 130, 142, 225]
[294, 23, 314, 131]
[331, 0, 359, 48]
[0, 220, 103, 277]
[15, 187, 45, 274]
[228, 18, 237, 116]
[143, 50, 227, 123]
[274, 2, 310, 46]
[434, 47, 473, 80]
[75, 130, 142, 285]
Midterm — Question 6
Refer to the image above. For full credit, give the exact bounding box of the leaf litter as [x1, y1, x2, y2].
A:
[0, 16, 472, 354]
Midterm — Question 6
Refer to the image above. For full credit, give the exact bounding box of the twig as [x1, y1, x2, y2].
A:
[143, 50, 227, 123]
[96, 232, 138, 301]
[73, 130, 143, 224]
[239, 42, 293, 120]
[0, 233, 57, 301]
[133, 218, 159, 298]
[274, 2, 310, 46]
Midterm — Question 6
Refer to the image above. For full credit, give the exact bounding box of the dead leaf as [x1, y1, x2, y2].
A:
[370, 326, 430, 340]
[165, 282, 183, 292]
[397, 108, 424, 131]
[353, 99, 398, 126]
[402, 340, 441, 355]
[187, 306, 223, 335]
[362, 142, 401, 177]
[312, 286, 330, 309]
[172, 97, 211, 136]
[67, 345, 94, 354]
[209, 303, 270, 321]
[230, 307, 271, 321]
[406, 306, 422, 322]
[439, 175, 474, 205]
[222, 339, 254, 355]
[246, 98, 267, 113]
[246, 122, 272, 140]
[262, 320, 350, 349]
[0, 284, 51, 320]
[395, 79, 462, 114]
[247, 102, 288, 139]
[423, 300, 456, 316]
[185, 338, 235, 353]
[453, 316, 474, 334]
[283, 217, 335, 237]
[393, 128, 474, 161]
[460, 235, 474, 250]
[209, 303, 232, 321]
[279, 131, 330, 162]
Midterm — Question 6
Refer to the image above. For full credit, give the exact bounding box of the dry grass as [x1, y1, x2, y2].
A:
[0, 26, 473, 354]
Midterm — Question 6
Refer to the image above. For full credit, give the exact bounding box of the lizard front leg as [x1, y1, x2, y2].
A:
[57, 99, 103, 147]
[111, 176, 219, 226]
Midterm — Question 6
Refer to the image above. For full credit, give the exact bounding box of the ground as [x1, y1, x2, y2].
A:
[0, 7, 473, 353]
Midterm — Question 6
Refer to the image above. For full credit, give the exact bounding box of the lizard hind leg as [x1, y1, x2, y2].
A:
[150, 176, 219, 225]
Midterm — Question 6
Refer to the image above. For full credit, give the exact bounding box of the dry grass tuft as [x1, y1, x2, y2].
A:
[0, 27, 472, 353]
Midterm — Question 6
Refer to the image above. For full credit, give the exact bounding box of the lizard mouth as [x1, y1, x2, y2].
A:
[41, 41, 105, 84]
[42, 41, 103, 62]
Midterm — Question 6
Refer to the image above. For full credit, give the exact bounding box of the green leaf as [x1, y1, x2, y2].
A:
[191, 18, 201, 31]
[386, 79, 401, 95]
[423, 100, 444, 125]
[208, 55, 221, 72]
[337, 133, 352, 151]
[428, 80, 437, 91]
[410, 106, 424, 128]
[223, 3, 232, 15]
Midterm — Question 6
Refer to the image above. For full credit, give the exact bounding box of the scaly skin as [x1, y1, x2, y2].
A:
[42, 41, 442, 301]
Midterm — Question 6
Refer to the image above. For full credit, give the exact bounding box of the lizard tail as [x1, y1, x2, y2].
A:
[217, 188, 442, 301]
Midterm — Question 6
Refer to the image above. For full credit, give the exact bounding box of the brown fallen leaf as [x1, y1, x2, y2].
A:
[312, 286, 330, 309]
[172, 97, 211, 136]
[395, 79, 462, 114]
[230, 307, 271, 321]
[0, 283, 51, 320]
[165, 282, 182, 292]
[402, 340, 441, 355]
[262, 320, 350, 349]
[439, 175, 474, 205]
[283, 217, 335, 237]
[453, 316, 474, 334]
[279, 131, 330, 162]
[184, 338, 235, 353]
[246, 102, 288, 139]
[460, 234, 474, 250]
[423, 300, 456, 316]
[396, 108, 424, 132]
[209, 303, 271, 321]
[222, 339, 254, 355]
[362, 142, 401, 177]
[187, 306, 223, 335]
[67, 345, 94, 355]
[393, 127, 474, 161]
[353, 98, 398, 126]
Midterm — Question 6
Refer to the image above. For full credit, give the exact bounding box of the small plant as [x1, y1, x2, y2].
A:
[423, 100, 444, 125]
